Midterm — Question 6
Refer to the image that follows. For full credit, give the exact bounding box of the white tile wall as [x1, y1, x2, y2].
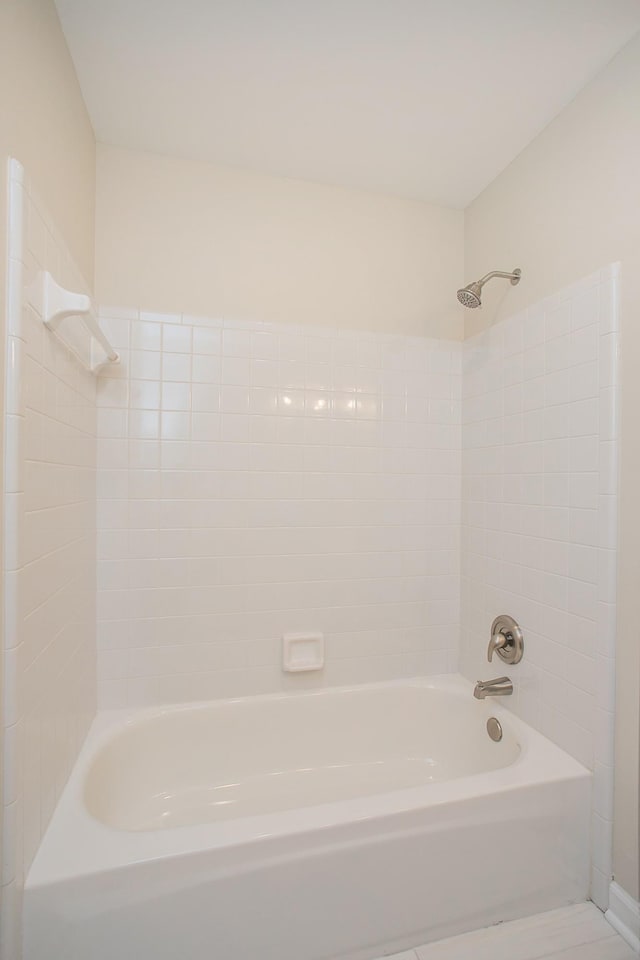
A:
[95, 271, 618, 908]
[1, 160, 97, 958]
[95, 310, 462, 707]
[460, 265, 619, 909]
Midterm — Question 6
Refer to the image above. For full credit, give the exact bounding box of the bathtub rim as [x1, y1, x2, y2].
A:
[26, 673, 590, 890]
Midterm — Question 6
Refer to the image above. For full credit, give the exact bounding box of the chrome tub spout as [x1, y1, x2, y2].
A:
[473, 677, 513, 699]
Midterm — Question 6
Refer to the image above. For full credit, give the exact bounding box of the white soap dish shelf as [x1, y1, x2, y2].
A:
[282, 633, 324, 673]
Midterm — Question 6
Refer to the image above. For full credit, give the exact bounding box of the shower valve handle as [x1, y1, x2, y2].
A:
[487, 631, 508, 662]
[488, 615, 524, 665]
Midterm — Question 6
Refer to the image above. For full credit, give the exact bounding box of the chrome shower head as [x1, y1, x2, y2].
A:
[456, 268, 521, 309]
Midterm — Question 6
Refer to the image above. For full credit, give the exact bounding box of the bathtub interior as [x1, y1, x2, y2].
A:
[84, 681, 521, 831]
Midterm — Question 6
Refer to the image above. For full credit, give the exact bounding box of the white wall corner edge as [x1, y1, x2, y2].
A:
[605, 881, 640, 954]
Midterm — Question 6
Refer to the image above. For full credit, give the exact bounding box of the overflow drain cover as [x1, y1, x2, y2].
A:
[487, 717, 503, 742]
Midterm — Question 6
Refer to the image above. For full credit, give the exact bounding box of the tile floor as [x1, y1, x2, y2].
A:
[379, 903, 638, 960]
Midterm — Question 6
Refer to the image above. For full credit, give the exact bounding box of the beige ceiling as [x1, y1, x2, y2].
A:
[55, 0, 640, 206]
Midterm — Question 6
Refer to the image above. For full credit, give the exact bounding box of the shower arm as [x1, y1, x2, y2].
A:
[477, 270, 520, 287]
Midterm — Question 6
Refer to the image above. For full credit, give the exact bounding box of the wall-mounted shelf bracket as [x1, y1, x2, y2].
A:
[39, 271, 119, 374]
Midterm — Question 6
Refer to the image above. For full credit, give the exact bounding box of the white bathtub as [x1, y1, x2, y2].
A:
[24, 676, 590, 960]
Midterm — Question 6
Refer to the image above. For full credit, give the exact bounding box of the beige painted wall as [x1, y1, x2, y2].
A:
[95, 144, 464, 338]
[465, 31, 640, 899]
[0, 0, 96, 285]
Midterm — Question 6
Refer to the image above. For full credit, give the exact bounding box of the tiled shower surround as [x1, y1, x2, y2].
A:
[460, 265, 619, 907]
[96, 315, 462, 706]
[2, 162, 97, 956]
[94, 267, 618, 909]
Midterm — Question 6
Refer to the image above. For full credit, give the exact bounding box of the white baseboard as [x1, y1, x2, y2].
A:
[605, 881, 640, 954]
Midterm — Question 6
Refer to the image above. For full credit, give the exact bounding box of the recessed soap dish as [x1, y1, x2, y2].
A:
[282, 633, 324, 673]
